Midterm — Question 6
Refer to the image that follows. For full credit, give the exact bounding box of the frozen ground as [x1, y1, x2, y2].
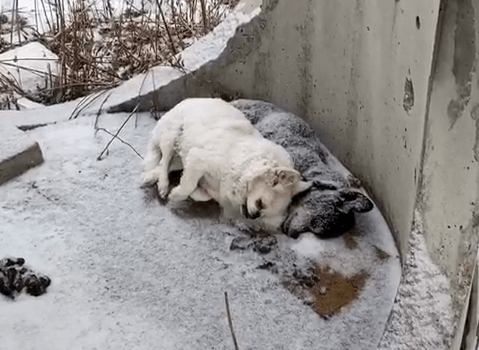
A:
[0, 101, 400, 350]
[378, 215, 455, 350]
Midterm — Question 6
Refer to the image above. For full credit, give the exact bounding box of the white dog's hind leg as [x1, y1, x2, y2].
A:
[141, 143, 162, 186]
[156, 140, 175, 199]
[168, 152, 205, 202]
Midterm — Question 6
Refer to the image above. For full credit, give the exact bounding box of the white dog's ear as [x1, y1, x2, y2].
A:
[271, 168, 299, 188]
[271, 168, 310, 194]
[292, 180, 312, 197]
[271, 168, 312, 196]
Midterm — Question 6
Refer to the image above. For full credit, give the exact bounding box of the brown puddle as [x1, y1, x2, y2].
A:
[311, 265, 369, 317]
[284, 265, 369, 318]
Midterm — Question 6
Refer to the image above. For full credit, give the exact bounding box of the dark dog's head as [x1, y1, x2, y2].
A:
[282, 181, 374, 239]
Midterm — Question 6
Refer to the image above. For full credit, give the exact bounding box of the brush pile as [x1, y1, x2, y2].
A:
[0, 0, 238, 108]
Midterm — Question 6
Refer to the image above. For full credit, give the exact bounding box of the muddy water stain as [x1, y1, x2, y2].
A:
[311, 266, 369, 317]
[344, 228, 360, 250]
[283, 264, 369, 318]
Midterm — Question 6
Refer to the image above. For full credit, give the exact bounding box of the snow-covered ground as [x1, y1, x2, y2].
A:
[0, 0, 215, 36]
[0, 41, 57, 94]
[378, 219, 454, 350]
[0, 98, 402, 350]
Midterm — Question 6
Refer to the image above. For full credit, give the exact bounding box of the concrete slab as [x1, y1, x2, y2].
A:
[0, 125, 43, 185]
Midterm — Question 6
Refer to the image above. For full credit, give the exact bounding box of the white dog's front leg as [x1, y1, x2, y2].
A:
[220, 200, 240, 219]
[169, 153, 205, 202]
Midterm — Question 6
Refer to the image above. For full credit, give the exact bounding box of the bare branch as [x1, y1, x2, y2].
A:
[96, 127, 143, 159]
[224, 292, 240, 350]
[94, 91, 112, 129]
[97, 104, 140, 161]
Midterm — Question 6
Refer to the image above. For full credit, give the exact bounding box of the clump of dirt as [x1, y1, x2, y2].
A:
[343, 228, 360, 250]
[0, 257, 51, 299]
[283, 265, 369, 318]
[373, 245, 390, 261]
[230, 234, 278, 254]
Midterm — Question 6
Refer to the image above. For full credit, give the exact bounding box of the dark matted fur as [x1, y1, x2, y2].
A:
[0, 257, 51, 299]
[230, 100, 374, 239]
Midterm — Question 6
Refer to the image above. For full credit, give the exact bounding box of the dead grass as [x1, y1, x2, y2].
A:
[0, 0, 238, 108]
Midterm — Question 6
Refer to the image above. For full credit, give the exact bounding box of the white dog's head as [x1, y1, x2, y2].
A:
[242, 167, 311, 223]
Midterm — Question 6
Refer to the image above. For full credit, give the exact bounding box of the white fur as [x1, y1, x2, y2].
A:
[142, 98, 310, 229]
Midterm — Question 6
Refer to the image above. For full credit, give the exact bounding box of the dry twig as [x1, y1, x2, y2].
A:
[96, 127, 143, 159]
[224, 292, 240, 350]
[94, 90, 112, 129]
[96, 103, 139, 160]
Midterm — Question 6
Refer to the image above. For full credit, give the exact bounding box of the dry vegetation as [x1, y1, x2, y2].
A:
[0, 0, 238, 108]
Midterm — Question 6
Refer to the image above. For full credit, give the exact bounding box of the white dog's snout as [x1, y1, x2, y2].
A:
[241, 202, 260, 220]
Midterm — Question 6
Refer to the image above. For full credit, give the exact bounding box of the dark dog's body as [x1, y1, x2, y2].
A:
[230, 100, 373, 239]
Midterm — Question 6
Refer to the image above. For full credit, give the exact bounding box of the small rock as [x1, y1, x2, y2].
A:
[256, 261, 275, 270]
[252, 235, 277, 254]
[230, 237, 252, 251]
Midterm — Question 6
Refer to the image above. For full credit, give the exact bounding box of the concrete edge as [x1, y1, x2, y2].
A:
[107, 1, 265, 114]
[0, 141, 44, 185]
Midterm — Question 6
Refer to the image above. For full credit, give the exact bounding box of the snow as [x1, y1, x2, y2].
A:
[0, 102, 399, 349]
[0, 0, 167, 36]
[0, 41, 58, 94]
[378, 212, 455, 350]
[177, 0, 261, 72]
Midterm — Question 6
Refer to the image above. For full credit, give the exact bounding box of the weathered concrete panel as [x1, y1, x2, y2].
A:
[417, 0, 479, 335]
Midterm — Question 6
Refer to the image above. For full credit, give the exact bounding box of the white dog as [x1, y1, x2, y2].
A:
[141, 98, 310, 229]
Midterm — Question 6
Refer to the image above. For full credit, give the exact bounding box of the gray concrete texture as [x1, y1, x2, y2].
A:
[0, 109, 400, 350]
[417, 0, 479, 346]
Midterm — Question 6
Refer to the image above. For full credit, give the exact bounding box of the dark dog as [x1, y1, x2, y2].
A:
[230, 100, 374, 239]
[0, 257, 51, 299]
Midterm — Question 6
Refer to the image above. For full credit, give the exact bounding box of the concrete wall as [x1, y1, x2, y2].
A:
[417, 0, 479, 337]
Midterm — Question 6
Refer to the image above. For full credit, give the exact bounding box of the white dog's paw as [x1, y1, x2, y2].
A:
[141, 169, 160, 186]
[168, 187, 188, 202]
[157, 183, 170, 199]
